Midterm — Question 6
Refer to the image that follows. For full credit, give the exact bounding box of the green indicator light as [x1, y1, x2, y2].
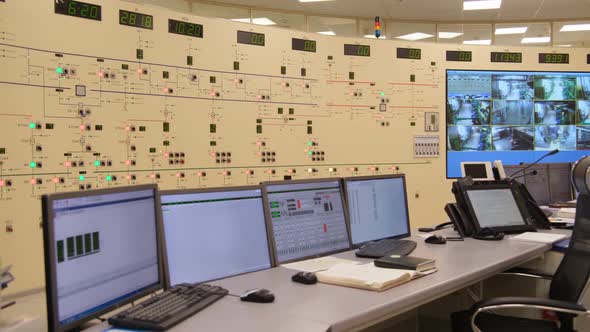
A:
[106, 175, 112, 181]
[29, 161, 36, 168]
[29, 122, 36, 129]
[79, 175, 85, 181]
[94, 160, 100, 167]
[308, 151, 313, 155]
[307, 141, 313, 146]
[56, 67, 64, 74]
[381, 92, 385, 97]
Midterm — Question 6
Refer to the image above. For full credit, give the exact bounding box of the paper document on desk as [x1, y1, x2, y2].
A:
[282, 256, 359, 273]
[316, 263, 435, 292]
[510, 232, 568, 244]
[555, 208, 576, 219]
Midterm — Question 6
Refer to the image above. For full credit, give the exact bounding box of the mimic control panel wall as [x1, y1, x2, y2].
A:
[1, 1, 588, 293]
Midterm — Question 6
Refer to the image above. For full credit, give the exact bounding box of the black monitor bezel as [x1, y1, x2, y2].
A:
[158, 185, 275, 288]
[43, 184, 164, 332]
[342, 174, 412, 248]
[460, 182, 536, 233]
[261, 178, 353, 265]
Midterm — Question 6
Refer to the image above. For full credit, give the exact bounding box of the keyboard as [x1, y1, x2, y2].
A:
[108, 283, 228, 331]
[355, 239, 417, 259]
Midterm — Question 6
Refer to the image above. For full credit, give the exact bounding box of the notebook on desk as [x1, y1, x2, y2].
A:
[316, 262, 436, 292]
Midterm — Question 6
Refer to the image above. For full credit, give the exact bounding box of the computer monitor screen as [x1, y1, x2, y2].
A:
[344, 175, 410, 246]
[446, 70, 590, 178]
[263, 179, 351, 264]
[160, 187, 272, 286]
[466, 189, 527, 228]
[43, 185, 162, 332]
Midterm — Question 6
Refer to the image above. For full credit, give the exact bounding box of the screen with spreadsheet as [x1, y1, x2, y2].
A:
[160, 187, 272, 285]
[344, 176, 410, 245]
[46, 186, 161, 329]
[264, 180, 351, 264]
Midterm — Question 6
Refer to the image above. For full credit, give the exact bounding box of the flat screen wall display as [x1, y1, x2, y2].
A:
[446, 70, 590, 178]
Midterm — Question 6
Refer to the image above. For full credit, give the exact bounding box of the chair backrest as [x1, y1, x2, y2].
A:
[550, 194, 590, 303]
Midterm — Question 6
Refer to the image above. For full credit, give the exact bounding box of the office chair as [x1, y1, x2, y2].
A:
[451, 193, 590, 332]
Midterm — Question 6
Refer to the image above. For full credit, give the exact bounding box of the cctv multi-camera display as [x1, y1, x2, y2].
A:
[447, 70, 590, 177]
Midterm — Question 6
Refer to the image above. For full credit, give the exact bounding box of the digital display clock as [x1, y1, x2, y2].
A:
[55, 0, 101, 21]
[169, 19, 203, 38]
[344, 44, 370, 57]
[490, 52, 522, 63]
[119, 10, 153, 30]
[292, 38, 316, 53]
[397, 48, 421, 60]
[539, 53, 569, 64]
[237, 31, 265, 46]
[446, 50, 472, 62]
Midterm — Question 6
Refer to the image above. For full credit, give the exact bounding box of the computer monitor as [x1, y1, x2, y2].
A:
[461, 161, 494, 181]
[160, 186, 273, 286]
[462, 184, 533, 233]
[343, 175, 411, 246]
[42, 185, 163, 332]
[262, 179, 351, 264]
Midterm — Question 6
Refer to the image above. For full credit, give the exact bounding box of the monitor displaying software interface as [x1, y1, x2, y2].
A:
[49, 188, 160, 327]
[161, 188, 272, 285]
[344, 176, 410, 245]
[265, 180, 351, 264]
[466, 189, 526, 228]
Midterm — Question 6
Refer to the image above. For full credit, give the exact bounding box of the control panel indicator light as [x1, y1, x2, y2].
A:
[175, 173, 181, 178]
[52, 178, 59, 184]
[29, 122, 36, 129]
[307, 141, 313, 146]
[30, 178, 37, 185]
[126, 175, 132, 180]
[150, 174, 156, 179]
[381, 92, 385, 97]
[308, 151, 313, 155]
[0, 180, 4, 187]
[29, 162, 37, 168]
[97, 71, 104, 78]
[79, 175, 85, 181]
[106, 175, 112, 181]
[93, 160, 100, 167]
[56, 67, 64, 74]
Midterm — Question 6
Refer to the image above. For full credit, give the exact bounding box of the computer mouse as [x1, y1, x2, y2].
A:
[240, 288, 275, 303]
[291, 271, 318, 285]
[425, 234, 447, 245]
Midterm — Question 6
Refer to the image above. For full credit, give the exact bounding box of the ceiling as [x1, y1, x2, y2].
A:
[191, 0, 590, 22]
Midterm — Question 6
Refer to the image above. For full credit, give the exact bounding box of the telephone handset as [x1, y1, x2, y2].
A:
[444, 203, 474, 237]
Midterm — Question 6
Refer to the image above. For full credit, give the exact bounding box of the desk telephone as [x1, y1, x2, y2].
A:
[445, 177, 548, 240]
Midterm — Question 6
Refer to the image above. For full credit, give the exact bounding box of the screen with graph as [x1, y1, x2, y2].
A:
[447, 70, 590, 178]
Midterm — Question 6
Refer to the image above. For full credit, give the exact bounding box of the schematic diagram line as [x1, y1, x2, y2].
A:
[0, 42, 318, 82]
[388, 83, 439, 87]
[90, 89, 319, 106]
[0, 80, 71, 90]
[89, 161, 432, 175]
[327, 80, 376, 85]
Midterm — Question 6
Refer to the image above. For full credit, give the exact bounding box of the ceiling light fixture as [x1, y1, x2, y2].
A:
[463, 0, 502, 11]
[438, 32, 464, 39]
[495, 27, 528, 35]
[317, 31, 336, 36]
[560, 23, 590, 32]
[521, 36, 550, 44]
[463, 39, 492, 45]
[231, 17, 276, 25]
[395, 32, 434, 41]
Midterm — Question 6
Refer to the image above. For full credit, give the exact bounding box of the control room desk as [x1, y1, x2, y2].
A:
[85, 231, 564, 332]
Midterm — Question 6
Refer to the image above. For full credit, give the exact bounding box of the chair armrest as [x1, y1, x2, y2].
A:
[470, 297, 589, 332]
[499, 267, 553, 280]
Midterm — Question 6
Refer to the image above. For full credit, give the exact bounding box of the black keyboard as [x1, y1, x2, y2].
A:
[355, 239, 417, 258]
[108, 283, 228, 331]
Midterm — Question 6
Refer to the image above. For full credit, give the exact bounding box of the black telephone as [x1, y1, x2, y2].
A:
[445, 177, 537, 239]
